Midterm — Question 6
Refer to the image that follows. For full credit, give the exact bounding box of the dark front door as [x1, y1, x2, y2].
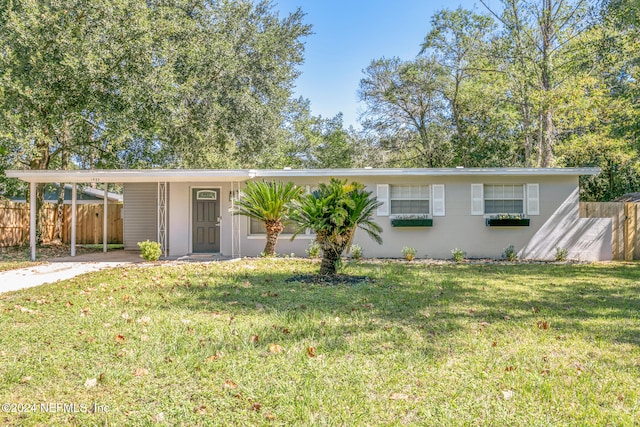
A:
[192, 189, 220, 253]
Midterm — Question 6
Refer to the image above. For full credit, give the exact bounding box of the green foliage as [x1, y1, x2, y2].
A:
[402, 246, 417, 261]
[451, 248, 466, 262]
[277, 99, 359, 168]
[354, 0, 638, 201]
[290, 178, 382, 275]
[358, 57, 452, 167]
[555, 247, 569, 261]
[233, 181, 303, 257]
[137, 240, 162, 261]
[349, 244, 363, 260]
[305, 241, 321, 259]
[0, 0, 311, 171]
[502, 245, 518, 262]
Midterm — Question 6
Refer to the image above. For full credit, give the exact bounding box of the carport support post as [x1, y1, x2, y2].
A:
[29, 181, 36, 262]
[71, 183, 77, 257]
[103, 184, 108, 253]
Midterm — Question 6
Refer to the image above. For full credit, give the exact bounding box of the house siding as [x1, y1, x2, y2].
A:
[237, 175, 611, 261]
[123, 183, 157, 250]
[121, 171, 611, 261]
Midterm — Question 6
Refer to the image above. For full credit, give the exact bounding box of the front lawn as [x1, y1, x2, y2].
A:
[0, 259, 638, 425]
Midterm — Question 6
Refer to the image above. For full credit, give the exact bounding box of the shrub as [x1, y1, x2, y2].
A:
[502, 245, 518, 261]
[555, 247, 569, 261]
[402, 246, 416, 261]
[137, 240, 162, 261]
[289, 178, 382, 276]
[451, 248, 466, 262]
[350, 244, 363, 260]
[306, 241, 321, 259]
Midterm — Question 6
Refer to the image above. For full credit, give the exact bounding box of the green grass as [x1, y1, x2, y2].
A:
[0, 259, 639, 426]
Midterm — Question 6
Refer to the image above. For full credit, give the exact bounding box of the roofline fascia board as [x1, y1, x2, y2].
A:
[253, 167, 601, 178]
[4, 169, 255, 183]
[5, 167, 601, 183]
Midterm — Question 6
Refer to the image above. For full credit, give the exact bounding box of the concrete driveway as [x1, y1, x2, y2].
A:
[0, 250, 142, 294]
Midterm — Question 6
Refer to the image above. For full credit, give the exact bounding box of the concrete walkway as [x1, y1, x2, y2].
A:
[0, 251, 142, 294]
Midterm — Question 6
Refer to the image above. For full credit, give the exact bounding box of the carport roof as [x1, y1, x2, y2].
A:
[5, 167, 600, 183]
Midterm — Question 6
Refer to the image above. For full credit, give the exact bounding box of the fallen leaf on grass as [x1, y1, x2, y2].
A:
[250, 335, 259, 343]
[194, 405, 207, 414]
[205, 352, 222, 363]
[84, 378, 97, 388]
[250, 402, 262, 411]
[80, 307, 91, 317]
[491, 341, 497, 347]
[115, 334, 125, 343]
[133, 368, 149, 377]
[265, 413, 276, 420]
[307, 347, 316, 357]
[505, 366, 516, 372]
[537, 321, 550, 330]
[269, 344, 283, 353]
[21, 376, 32, 384]
[224, 379, 238, 389]
[389, 393, 409, 400]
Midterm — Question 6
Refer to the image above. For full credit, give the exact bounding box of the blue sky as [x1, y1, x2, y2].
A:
[274, 0, 488, 129]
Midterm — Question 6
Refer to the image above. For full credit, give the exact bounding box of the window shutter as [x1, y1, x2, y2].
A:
[471, 184, 484, 215]
[432, 184, 445, 216]
[376, 184, 389, 216]
[526, 183, 539, 215]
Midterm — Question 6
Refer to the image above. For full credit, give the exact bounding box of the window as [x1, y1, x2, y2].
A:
[390, 185, 430, 215]
[484, 184, 524, 215]
[196, 190, 217, 200]
[249, 185, 315, 236]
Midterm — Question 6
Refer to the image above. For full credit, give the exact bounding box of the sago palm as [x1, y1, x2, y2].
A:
[290, 178, 382, 275]
[233, 180, 303, 257]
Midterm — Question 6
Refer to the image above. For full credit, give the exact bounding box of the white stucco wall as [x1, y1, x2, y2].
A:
[237, 175, 612, 260]
[126, 173, 612, 261]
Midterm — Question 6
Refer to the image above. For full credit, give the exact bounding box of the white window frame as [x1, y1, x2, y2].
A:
[482, 184, 526, 217]
[388, 184, 432, 217]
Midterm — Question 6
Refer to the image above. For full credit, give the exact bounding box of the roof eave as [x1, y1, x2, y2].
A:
[5, 167, 601, 183]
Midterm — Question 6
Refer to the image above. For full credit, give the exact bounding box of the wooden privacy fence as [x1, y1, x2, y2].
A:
[580, 202, 640, 261]
[0, 201, 123, 247]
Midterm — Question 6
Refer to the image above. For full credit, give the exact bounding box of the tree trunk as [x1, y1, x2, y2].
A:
[539, 0, 555, 167]
[29, 140, 51, 245]
[263, 220, 284, 256]
[319, 247, 342, 276]
[53, 183, 65, 244]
